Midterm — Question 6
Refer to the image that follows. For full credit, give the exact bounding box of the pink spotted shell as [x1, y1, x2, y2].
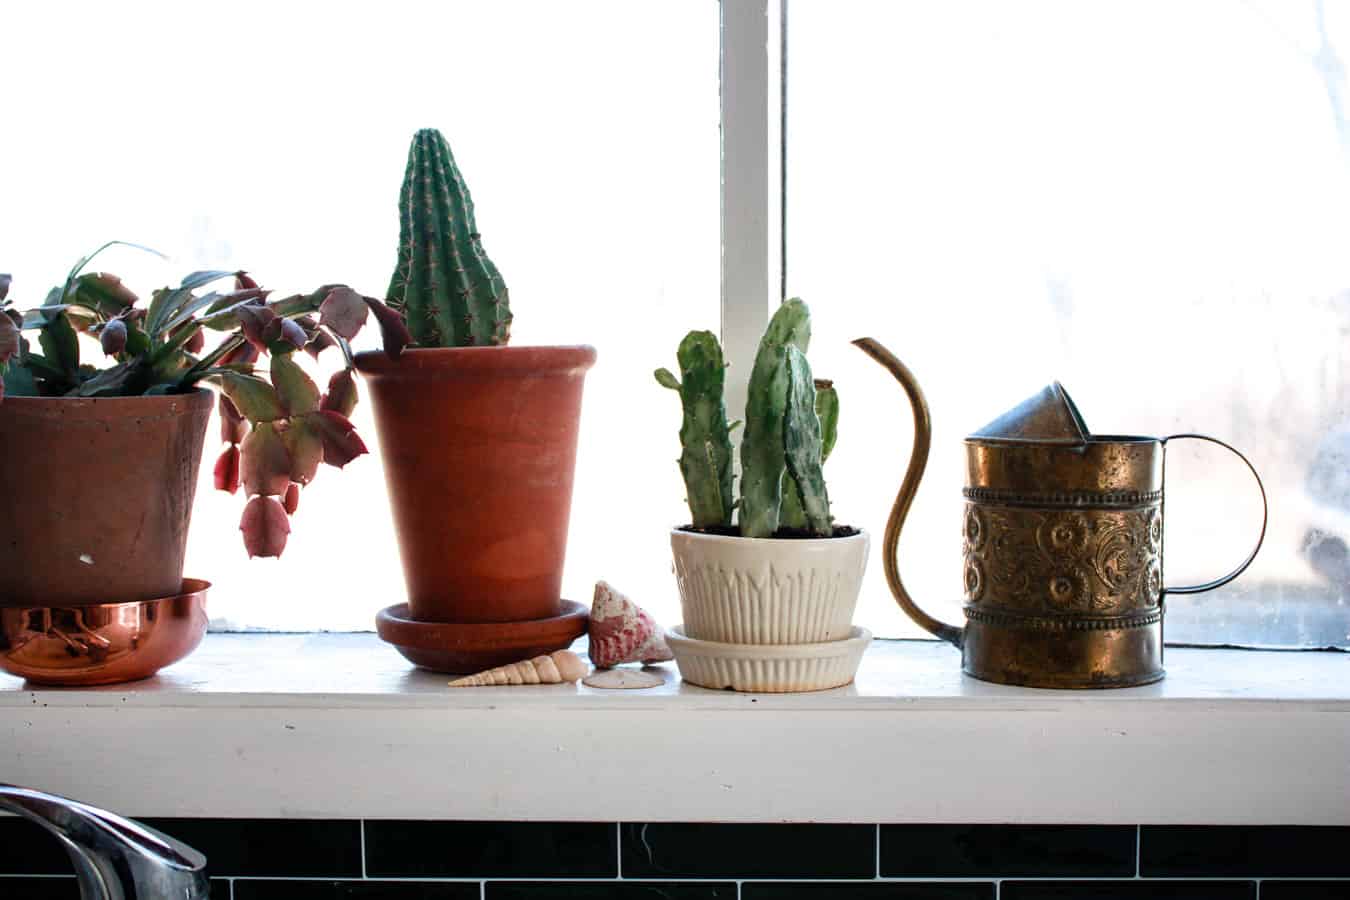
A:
[588, 581, 674, 668]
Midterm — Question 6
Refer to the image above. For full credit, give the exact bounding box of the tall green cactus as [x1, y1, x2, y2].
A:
[738, 299, 811, 538]
[655, 331, 734, 528]
[386, 128, 511, 348]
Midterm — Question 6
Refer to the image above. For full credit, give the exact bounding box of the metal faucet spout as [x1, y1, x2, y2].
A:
[0, 784, 208, 899]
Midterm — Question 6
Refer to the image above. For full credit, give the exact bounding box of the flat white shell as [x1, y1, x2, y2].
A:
[582, 667, 665, 690]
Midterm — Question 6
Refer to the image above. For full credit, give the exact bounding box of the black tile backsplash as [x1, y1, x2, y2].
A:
[139, 818, 363, 878]
[1002, 881, 1256, 900]
[620, 823, 875, 879]
[0, 817, 80, 874]
[1261, 882, 1350, 899]
[1141, 826, 1350, 877]
[881, 825, 1135, 877]
[365, 821, 617, 878]
[489, 883, 737, 900]
[235, 881, 479, 899]
[3, 819, 1347, 899]
[744, 884, 995, 900]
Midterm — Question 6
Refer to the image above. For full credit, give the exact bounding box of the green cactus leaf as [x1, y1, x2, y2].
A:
[654, 368, 681, 391]
[240, 421, 293, 497]
[0, 362, 37, 397]
[218, 372, 285, 423]
[738, 299, 811, 538]
[270, 352, 321, 416]
[0, 313, 18, 364]
[280, 416, 324, 485]
[37, 311, 80, 378]
[783, 345, 832, 536]
[146, 271, 234, 336]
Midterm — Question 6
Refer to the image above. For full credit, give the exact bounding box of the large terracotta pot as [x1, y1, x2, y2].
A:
[354, 346, 596, 624]
[0, 390, 213, 607]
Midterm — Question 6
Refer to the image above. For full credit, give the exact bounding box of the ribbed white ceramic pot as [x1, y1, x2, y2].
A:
[670, 528, 870, 644]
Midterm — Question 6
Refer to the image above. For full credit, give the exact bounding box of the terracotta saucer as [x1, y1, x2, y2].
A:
[376, 600, 589, 674]
[0, 579, 210, 686]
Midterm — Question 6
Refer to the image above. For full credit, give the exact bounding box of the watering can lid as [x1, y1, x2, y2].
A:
[968, 381, 1090, 445]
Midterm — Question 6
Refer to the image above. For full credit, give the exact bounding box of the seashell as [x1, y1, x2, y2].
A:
[582, 668, 665, 690]
[588, 580, 675, 668]
[447, 650, 587, 687]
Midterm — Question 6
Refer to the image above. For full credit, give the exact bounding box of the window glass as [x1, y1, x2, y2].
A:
[2, 1, 719, 630]
[788, 0, 1350, 646]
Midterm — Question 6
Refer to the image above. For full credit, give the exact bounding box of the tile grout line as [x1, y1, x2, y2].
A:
[481, 879, 486, 900]
[228, 876, 235, 900]
[617, 822, 623, 880]
[875, 823, 881, 879]
[360, 819, 368, 879]
[1135, 824, 1141, 878]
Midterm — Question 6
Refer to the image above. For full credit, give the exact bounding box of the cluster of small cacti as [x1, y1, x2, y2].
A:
[386, 128, 511, 348]
[656, 299, 839, 538]
[0, 243, 412, 558]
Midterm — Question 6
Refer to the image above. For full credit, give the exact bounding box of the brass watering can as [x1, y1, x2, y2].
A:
[855, 339, 1268, 688]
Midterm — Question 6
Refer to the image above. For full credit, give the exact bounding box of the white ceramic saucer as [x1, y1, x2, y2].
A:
[667, 625, 872, 693]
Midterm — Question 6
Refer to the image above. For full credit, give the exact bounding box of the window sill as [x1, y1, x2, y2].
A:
[2, 634, 1346, 824]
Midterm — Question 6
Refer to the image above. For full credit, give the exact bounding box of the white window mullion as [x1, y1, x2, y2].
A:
[720, 0, 783, 428]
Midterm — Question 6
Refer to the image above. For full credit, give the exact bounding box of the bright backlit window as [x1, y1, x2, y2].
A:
[789, 0, 1350, 647]
[2, 1, 718, 630]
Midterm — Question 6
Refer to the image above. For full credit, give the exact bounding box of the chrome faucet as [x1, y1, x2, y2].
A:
[0, 785, 208, 899]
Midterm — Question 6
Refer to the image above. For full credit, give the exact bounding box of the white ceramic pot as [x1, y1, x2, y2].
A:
[670, 528, 870, 644]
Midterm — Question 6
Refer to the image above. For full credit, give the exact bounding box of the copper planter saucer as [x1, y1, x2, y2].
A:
[376, 600, 589, 674]
[0, 579, 210, 686]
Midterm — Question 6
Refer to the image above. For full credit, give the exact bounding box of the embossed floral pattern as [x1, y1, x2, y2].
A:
[962, 501, 1161, 617]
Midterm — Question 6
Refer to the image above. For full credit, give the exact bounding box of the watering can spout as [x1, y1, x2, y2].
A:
[851, 338, 964, 648]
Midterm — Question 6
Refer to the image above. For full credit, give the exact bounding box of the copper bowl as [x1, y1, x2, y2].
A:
[0, 579, 209, 686]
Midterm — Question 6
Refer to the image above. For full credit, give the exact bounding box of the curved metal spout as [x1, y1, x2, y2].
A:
[0, 785, 208, 900]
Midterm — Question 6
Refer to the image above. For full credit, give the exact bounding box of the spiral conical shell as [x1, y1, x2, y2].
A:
[588, 580, 674, 668]
[447, 650, 587, 687]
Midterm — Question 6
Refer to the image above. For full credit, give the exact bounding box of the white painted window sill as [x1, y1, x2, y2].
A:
[2, 634, 1347, 825]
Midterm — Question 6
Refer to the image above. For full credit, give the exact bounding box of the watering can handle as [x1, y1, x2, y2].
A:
[1159, 433, 1268, 596]
[853, 338, 964, 648]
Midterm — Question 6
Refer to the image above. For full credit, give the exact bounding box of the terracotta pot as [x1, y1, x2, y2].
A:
[354, 346, 597, 623]
[0, 390, 213, 607]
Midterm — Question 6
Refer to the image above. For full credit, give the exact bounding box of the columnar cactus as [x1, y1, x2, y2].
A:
[657, 299, 838, 538]
[386, 128, 511, 348]
[738, 299, 812, 538]
[655, 331, 735, 528]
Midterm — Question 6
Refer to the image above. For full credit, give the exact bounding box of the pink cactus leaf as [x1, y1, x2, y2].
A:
[220, 339, 260, 368]
[320, 369, 358, 418]
[3, 309, 20, 330]
[364, 297, 412, 358]
[239, 421, 293, 497]
[213, 445, 241, 494]
[319, 287, 370, 340]
[304, 329, 337, 359]
[277, 318, 307, 350]
[0, 274, 10, 302]
[218, 393, 249, 444]
[99, 319, 128, 356]
[0, 311, 18, 364]
[312, 410, 368, 469]
[240, 495, 291, 558]
[279, 416, 323, 485]
[269, 351, 320, 415]
[235, 272, 260, 291]
[235, 303, 277, 354]
[283, 482, 300, 515]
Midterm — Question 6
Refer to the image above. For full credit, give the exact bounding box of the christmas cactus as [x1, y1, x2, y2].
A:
[0, 242, 412, 557]
[656, 299, 840, 538]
